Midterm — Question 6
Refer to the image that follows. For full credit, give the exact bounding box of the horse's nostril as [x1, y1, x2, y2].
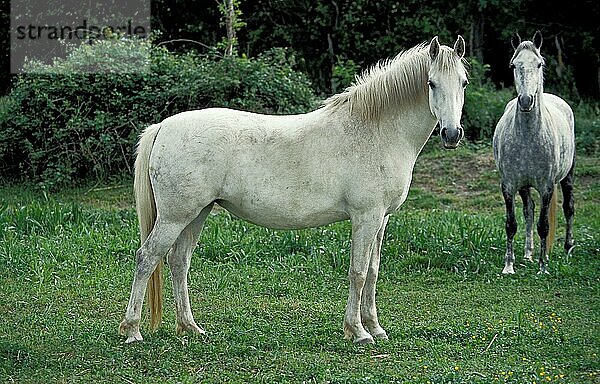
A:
[440, 128, 448, 141]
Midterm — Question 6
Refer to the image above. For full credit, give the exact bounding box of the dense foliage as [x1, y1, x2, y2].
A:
[150, 0, 599, 99]
[0, 38, 316, 186]
[2, 0, 598, 98]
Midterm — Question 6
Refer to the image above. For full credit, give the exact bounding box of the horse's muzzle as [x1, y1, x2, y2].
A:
[518, 94, 535, 112]
[440, 126, 464, 149]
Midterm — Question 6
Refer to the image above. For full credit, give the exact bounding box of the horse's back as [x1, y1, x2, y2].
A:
[159, 108, 304, 139]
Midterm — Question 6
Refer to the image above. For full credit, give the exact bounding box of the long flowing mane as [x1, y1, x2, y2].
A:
[322, 43, 463, 121]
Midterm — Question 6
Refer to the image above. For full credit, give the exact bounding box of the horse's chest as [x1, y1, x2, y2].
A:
[497, 132, 558, 187]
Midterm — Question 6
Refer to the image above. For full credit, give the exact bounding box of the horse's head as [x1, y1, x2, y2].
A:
[510, 31, 544, 113]
[427, 36, 468, 149]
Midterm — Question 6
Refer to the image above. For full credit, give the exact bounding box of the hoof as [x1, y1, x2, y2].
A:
[364, 323, 388, 340]
[502, 266, 515, 274]
[176, 321, 206, 336]
[120, 319, 143, 344]
[537, 269, 550, 275]
[354, 335, 375, 345]
[344, 322, 373, 344]
[565, 244, 575, 256]
[125, 333, 143, 344]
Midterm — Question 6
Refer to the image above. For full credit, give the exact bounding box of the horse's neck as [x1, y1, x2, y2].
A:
[377, 99, 437, 156]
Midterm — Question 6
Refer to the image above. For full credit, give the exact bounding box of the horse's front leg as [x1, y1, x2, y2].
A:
[360, 215, 389, 340]
[519, 187, 535, 262]
[502, 183, 518, 274]
[537, 185, 554, 274]
[344, 210, 385, 344]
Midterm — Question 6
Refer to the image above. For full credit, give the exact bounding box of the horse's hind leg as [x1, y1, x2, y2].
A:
[502, 183, 518, 274]
[121, 218, 189, 343]
[168, 203, 214, 335]
[361, 215, 389, 340]
[560, 163, 575, 254]
[519, 187, 535, 262]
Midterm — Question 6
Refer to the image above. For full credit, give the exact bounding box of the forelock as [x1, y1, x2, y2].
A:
[511, 41, 544, 64]
[430, 46, 467, 75]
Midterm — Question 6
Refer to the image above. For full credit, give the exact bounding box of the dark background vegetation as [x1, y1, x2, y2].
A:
[0, 0, 598, 186]
[2, 0, 599, 97]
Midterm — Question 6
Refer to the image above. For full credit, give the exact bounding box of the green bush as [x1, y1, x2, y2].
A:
[574, 102, 600, 156]
[0, 38, 317, 187]
[462, 58, 514, 141]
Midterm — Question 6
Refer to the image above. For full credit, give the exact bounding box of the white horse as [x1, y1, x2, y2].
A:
[120, 36, 468, 344]
[493, 31, 575, 274]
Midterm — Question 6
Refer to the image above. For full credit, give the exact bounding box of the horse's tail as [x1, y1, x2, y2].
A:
[546, 185, 558, 255]
[134, 123, 163, 331]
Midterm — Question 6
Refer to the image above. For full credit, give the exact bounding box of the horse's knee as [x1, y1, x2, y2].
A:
[537, 218, 549, 239]
[505, 217, 517, 238]
[348, 269, 367, 287]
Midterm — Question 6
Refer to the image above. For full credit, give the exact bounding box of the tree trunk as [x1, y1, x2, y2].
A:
[554, 35, 565, 78]
[225, 0, 235, 56]
[328, 0, 339, 93]
[470, 11, 485, 63]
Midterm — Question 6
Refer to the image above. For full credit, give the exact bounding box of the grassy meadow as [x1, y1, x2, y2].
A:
[1, 141, 599, 383]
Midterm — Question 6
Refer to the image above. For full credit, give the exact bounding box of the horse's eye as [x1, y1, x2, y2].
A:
[537, 63, 542, 69]
[462, 80, 469, 88]
[427, 80, 436, 89]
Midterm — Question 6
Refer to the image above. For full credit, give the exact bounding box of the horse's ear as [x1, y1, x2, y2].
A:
[533, 30, 543, 50]
[454, 35, 465, 59]
[511, 33, 521, 50]
[429, 36, 440, 61]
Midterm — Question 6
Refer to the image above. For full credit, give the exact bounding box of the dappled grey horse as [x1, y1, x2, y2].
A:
[120, 36, 469, 344]
[493, 31, 575, 274]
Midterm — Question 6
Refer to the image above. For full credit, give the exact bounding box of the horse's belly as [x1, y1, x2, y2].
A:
[217, 198, 349, 230]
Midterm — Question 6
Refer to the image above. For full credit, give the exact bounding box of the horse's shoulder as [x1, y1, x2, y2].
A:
[543, 93, 573, 113]
[499, 98, 518, 118]
[495, 98, 517, 129]
[543, 92, 568, 104]
[542, 94, 574, 126]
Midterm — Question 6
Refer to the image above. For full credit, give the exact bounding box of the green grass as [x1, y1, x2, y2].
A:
[1, 143, 599, 383]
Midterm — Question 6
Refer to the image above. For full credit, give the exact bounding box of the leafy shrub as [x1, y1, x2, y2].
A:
[331, 57, 360, 93]
[574, 102, 600, 156]
[462, 58, 513, 141]
[0, 38, 317, 187]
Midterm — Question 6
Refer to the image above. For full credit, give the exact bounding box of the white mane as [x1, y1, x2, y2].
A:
[322, 44, 464, 121]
